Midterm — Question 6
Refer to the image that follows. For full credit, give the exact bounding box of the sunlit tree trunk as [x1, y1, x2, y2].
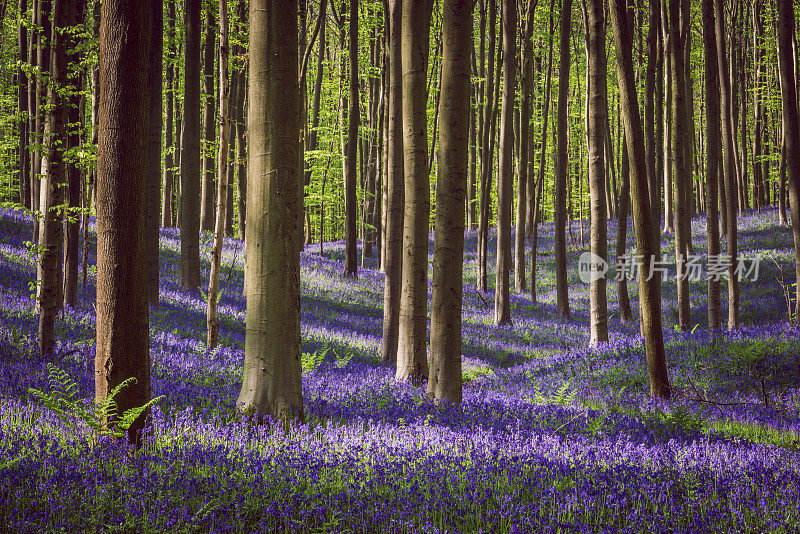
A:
[396, 0, 433, 383]
[236, 0, 304, 424]
[428, 0, 470, 404]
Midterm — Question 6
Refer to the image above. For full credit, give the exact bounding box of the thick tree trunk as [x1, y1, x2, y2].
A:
[428, 0, 470, 404]
[494, 0, 515, 325]
[96, 0, 153, 446]
[200, 5, 217, 233]
[381, 0, 403, 365]
[777, 0, 800, 325]
[37, 0, 69, 355]
[396, 0, 433, 383]
[554, 0, 572, 319]
[610, 0, 671, 399]
[207, 0, 230, 350]
[586, 0, 607, 346]
[179, 0, 202, 289]
[703, 0, 721, 332]
[147, 0, 163, 306]
[236, 0, 304, 424]
[715, 0, 739, 330]
[343, 0, 359, 276]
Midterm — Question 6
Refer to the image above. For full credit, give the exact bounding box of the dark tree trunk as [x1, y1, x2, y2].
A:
[343, 0, 359, 276]
[200, 4, 217, 233]
[610, 0, 671, 399]
[162, 0, 176, 227]
[179, 0, 202, 289]
[96, 0, 153, 447]
[476, 0, 496, 293]
[147, 0, 163, 306]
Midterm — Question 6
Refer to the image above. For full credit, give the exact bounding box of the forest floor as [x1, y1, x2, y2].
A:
[1, 206, 800, 532]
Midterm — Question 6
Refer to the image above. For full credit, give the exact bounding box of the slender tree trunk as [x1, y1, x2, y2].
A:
[62, 1, 84, 308]
[207, 0, 230, 350]
[531, 2, 555, 304]
[477, 0, 497, 293]
[586, 0, 607, 345]
[96, 0, 153, 447]
[32, 0, 51, 245]
[646, 0, 661, 238]
[162, 0, 176, 227]
[777, 0, 800, 325]
[554, 0, 572, 319]
[779, 131, 788, 226]
[610, 0, 671, 399]
[752, 0, 764, 211]
[396, 0, 433, 383]
[343, 0, 359, 276]
[180, 0, 202, 289]
[715, 0, 739, 330]
[617, 136, 632, 323]
[382, 0, 404, 365]
[37, 0, 69, 355]
[236, 0, 304, 424]
[235, 1, 247, 240]
[200, 5, 216, 233]
[18, 0, 29, 209]
[494, 0, 515, 325]
[428, 0, 470, 404]
[703, 0, 721, 332]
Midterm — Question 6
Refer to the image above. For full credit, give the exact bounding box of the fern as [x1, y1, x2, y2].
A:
[28, 364, 164, 441]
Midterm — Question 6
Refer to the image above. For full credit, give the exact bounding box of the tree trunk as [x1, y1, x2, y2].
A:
[645, 0, 661, 239]
[207, 0, 230, 350]
[531, 2, 555, 305]
[777, 0, 800, 325]
[162, 0, 176, 227]
[428, 0, 470, 404]
[703, 0, 721, 332]
[617, 136, 632, 323]
[200, 5, 217, 233]
[18, 0, 29, 209]
[236, 0, 304, 424]
[32, 0, 51, 245]
[180, 0, 202, 289]
[96, 0, 153, 447]
[586, 0, 607, 346]
[752, 0, 764, 210]
[554, 0, 572, 319]
[477, 0, 497, 293]
[37, 0, 69, 356]
[343, 0, 359, 276]
[381, 0, 404, 365]
[609, 0, 671, 399]
[147, 0, 163, 306]
[494, 0, 515, 325]
[235, 0, 247, 240]
[396, 0, 433, 383]
[715, 0, 739, 330]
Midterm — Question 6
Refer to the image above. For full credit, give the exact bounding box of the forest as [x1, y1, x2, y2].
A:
[1, 0, 800, 530]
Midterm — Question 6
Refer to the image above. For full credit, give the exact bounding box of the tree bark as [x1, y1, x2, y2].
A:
[396, 0, 433, 383]
[714, 0, 739, 330]
[494, 0, 515, 325]
[381, 0, 404, 365]
[236, 0, 304, 424]
[179, 0, 202, 289]
[554, 0, 572, 319]
[586, 0, 607, 345]
[343, 0, 359, 276]
[147, 0, 163, 306]
[96, 0, 153, 446]
[200, 4, 217, 233]
[428, 0, 470, 404]
[609, 0, 671, 399]
[162, 0, 176, 227]
[777, 0, 800, 325]
[207, 0, 230, 350]
[703, 0, 721, 332]
[18, 0, 29, 209]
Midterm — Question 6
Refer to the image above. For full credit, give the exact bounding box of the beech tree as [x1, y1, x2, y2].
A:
[344, 0, 358, 276]
[381, 0, 403, 365]
[200, 3, 217, 233]
[180, 0, 202, 290]
[148, 0, 163, 305]
[609, 0, 671, 399]
[396, 0, 433, 383]
[428, 0, 470, 404]
[96, 0, 153, 446]
[237, 0, 304, 423]
[554, 0, 572, 319]
[494, 0, 515, 326]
